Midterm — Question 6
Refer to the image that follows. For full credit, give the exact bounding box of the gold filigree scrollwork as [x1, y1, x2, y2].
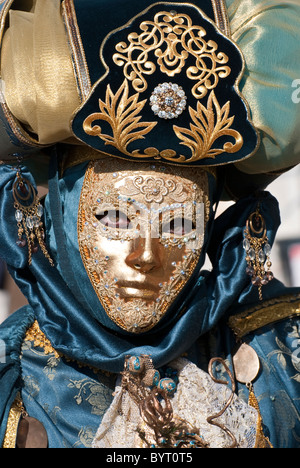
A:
[172, 91, 243, 162]
[113, 11, 231, 99]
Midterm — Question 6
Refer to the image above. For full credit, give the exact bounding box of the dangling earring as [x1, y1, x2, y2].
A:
[243, 204, 273, 301]
[13, 160, 54, 267]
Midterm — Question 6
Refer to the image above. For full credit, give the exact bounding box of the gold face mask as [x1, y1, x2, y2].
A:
[78, 159, 210, 333]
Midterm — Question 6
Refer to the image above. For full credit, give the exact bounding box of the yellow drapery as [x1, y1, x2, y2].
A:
[1, 0, 80, 145]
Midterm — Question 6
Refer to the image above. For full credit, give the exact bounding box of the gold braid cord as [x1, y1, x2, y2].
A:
[122, 356, 273, 448]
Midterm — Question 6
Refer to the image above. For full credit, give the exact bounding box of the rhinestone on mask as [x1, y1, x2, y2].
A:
[150, 83, 187, 119]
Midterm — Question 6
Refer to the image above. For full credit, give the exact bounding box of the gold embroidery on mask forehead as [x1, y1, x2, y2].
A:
[119, 175, 188, 204]
[78, 159, 210, 333]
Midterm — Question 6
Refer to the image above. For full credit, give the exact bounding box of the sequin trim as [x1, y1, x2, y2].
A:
[25, 320, 60, 358]
[228, 293, 300, 339]
[2, 396, 23, 449]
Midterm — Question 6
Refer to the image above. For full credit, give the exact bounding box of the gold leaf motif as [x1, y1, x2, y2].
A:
[83, 83, 243, 164]
[83, 79, 157, 156]
[172, 91, 243, 162]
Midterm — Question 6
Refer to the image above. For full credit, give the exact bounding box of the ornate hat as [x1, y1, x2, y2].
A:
[71, 0, 258, 167]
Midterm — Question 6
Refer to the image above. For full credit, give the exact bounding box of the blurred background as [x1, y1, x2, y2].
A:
[0, 165, 299, 324]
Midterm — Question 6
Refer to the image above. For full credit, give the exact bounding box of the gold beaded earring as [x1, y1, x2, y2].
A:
[243, 205, 273, 300]
[13, 163, 54, 267]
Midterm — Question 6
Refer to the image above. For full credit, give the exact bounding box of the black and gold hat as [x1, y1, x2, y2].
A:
[71, 0, 259, 167]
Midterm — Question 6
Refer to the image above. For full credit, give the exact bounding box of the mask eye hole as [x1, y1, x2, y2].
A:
[95, 210, 131, 229]
[162, 217, 195, 236]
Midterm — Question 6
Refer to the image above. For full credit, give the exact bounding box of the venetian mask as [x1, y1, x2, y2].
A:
[78, 158, 210, 333]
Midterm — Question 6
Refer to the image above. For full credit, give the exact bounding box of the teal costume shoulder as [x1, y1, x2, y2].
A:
[0, 308, 116, 448]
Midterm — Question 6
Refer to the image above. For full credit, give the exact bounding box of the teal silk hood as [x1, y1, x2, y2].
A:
[0, 155, 290, 372]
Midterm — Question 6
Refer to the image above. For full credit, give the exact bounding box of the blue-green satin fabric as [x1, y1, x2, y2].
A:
[0, 160, 293, 372]
[20, 333, 116, 448]
[226, 0, 300, 175]
[193, 315, 300, 448]
[0, 162, 282, 373]
[244, 318, 300, 448]
[1, 304, 299, 448]
[0, 307, 33, 446]
[0, 162, 218, 374]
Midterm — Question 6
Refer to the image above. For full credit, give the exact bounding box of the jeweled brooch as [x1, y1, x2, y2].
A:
[150, 83, 187, 120]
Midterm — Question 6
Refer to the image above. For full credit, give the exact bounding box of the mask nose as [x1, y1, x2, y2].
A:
[126, 231, 162, 273]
